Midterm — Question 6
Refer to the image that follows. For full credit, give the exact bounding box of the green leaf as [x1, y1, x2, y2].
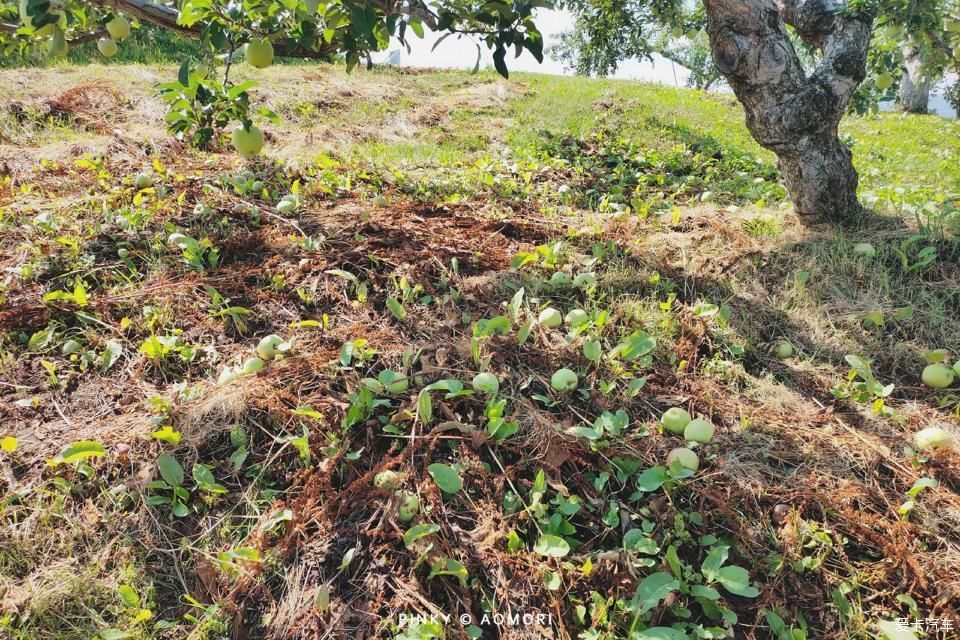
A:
[178, 60, 190, 86]
[150, 426, 182, 445]
[118, 585, 140, 608]
[690, 584, 721, 601]
[635, 627, 690, 639]
[48, 441, 106, 466]
[427, 463, 462, 494]
[632, 572, 679, 614]
[386, 296, 406, 321]
[403, 523, 440, 547]
[157, 453, 184, 487]
[701, 544, 729, 581]
[533, 534, 570, 557]
[716, 565, 760, 597]
[635, 466, 668, 492]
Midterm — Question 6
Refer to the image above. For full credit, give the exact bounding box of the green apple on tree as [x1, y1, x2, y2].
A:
[97, 36, 117, 58]
[106, 15, 130, 40]
[232, 122, 264, 157]
[246, 38, 275, 69]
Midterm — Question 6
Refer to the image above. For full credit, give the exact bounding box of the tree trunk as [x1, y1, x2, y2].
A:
[702, 0, 873, 223]
[897, 45, 931, 114]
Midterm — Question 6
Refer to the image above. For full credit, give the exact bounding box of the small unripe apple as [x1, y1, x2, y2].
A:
[97, 36, 118, 58]
[232, 124, 264, 157]
[774, 340, 794, 359]
[549, 271, 571, 286]
[397, 490, 420, 522]
[565, 309, 589, 327]
[666, 447, 699, 471]
[240, 357, 266, 375]
[551, 368, 578, 393]
[876, 73, 893, 90]
[913, 427, 954, 451]
[373, 470, 400, 489]
[134, 173, 154, 189]
[472, 372, 500, 395]
[538, 307, 562, 328]
[922, 363, 955, 389]
[852, 242, 876, 258]
[257, 334, 287, 360]
[106, 15, 131, 40]
[660, 407, 691, 434]
[246, 38, 274, 68]
[218, 367, 239, 385]
[573, 272, 596, 287]
[683, 418, 715, 443]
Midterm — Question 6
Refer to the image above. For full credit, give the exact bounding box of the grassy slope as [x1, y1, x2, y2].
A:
[0, 64, 959, 640]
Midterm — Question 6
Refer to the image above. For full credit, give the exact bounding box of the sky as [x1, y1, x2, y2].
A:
[372, 8, 956, 118]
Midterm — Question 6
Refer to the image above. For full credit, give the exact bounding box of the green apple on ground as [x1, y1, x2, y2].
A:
[134, 173, 154, 189]
[397, 491, 420, 522]
[241, 357, 265, 375]
[257, 334, 289, 360]
[660, 407, 691, 434]
[472, 372, 500, 394]
[684, 419, 715, 443]
[551, 368, 578, 392]
[913, 427, 953, 451]
[374, 470, 401, 489]
[921, 363, 955, 389]
[666, 447, 699, 471]
[852, 242, 876, 258]
[565, 309, 589, 327]
[538, 307, 562, 328]
[774, 340, 794, 359]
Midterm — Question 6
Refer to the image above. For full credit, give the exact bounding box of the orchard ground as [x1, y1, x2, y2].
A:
[0, 63, 959, 640]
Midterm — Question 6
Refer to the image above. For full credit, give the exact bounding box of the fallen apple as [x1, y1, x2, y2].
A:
[913, 427, 954, 451]
[684, 418, 715, 443]
[538, 307, 562, 328]
[397, 490, 420, 522]
[549, 271, 571, 286]
[472, 372, 500, 395]
[134, 173, 154, 189]
[573, 272, 597, 287]
[774, 340, 794, 359]
[565, 309, 589, 327]
[257, 334, 289, 360]
[218, 367, 239, 385]
[551, 368, 578, 392]
[852, 242, 876, 258]
[374, 470, 400, 489]
[922, 363, 955, 389]
[666, 447, 699, 471]
[660, 407, 691, 435]
[240, 357, 265, 375]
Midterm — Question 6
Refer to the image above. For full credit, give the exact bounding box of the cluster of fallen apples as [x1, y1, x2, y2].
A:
[217, 334, 292, 385]
[659, 408, 715, 472]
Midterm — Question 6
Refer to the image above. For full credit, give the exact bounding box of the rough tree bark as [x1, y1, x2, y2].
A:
[702, 0, 873, 223]
[897, 45, 932, 114]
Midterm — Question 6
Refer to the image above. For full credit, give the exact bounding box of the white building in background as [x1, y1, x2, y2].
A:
[374, 9, 956, 119]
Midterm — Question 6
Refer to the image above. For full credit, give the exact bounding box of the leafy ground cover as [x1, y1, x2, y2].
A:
[0, 64, 959, 640]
